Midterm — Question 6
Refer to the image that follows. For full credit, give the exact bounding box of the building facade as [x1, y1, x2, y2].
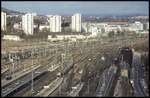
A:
[22, 13, 34, 35]
[48, 34, 86, 42]
[129, 21, 144, 32]
[72, 13, 81, 32]
[1, 11, 7, 31]
[143, 22, 149, 30]
[13, 22, 22, 30]
[49, 15, 61, 32]
[39, 24, 50, 31]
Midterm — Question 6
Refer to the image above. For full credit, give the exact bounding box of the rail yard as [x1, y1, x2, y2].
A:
[1, 34, 149, 97]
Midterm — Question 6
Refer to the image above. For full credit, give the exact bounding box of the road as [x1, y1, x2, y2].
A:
[132, 52, 149, 97]
[95, 65, 117, 97]
[1, 66, 48, 97]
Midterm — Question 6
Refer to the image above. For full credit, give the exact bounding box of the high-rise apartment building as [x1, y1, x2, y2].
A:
[22, 13, 34, 35]
[72, 13, 81, 32]
[1, 11, 7, 31]
[49, 15, 61, 32]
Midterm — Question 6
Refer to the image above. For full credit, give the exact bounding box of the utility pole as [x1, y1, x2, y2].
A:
[93, 41, 94, 55]
[45, 47, 46, 57]
[10, 53, 14, 77]
[91, 41, 92, 55]
[88, 79, 89, 95]
[59, 80, 62, 96]
[31, 48, 34, 96]
[8, 53, 11, 76]
[12, 53, 15, 77]
[61, 53, 64, 66]
[59, 53, 64, 96]
[22, 50, 25, 71]
[80, 41, 83, 54]
[65, 42, 67, 59]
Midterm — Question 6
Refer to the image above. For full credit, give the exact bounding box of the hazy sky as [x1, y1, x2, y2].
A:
[2, 1, 149, 16]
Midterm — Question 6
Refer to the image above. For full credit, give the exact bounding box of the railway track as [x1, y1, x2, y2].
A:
[1, 45, 58, 74]
[1, 68, 8, 74]
[1, 53, 48, 79]
[11, 54, 61, 97]
[13, 68, 60, 96]
[65, 51, 102, 96]
[1, 54, 57, 96]
[2, 43, 72, 97]
[1, 35, 147, 96]
[95, 66, 117, 97]
[2, 68, 48, 97]
[14, 55, 73, 97]
[13, 56, 70, 96]
[38, 54, 89, 97]
[37, 77, 64, 97]
[68, 82, 84, 97]
[2, 54, 55, 87]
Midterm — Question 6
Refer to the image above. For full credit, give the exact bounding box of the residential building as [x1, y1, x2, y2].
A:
[82, 22, 108, 34]
[105, 25, 122, 33]
[91, 26, 99, 37]
[1, 11, 7, 31]
[147, 22, 149, 30]
[82, 22, 91, 32]
[129, 21, 143, 32]
[22, 13, 34, 35]
[143, 22, 149, 30]
[34, 24, 38, 28]
[72, 13, 81, 32]
[39, 24, 50, 31]
[13, 23, 22, 30]
[49, 15, 61, 32]
[32, 13, 37, 16]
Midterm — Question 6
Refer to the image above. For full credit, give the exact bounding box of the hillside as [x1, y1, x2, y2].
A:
[1, 7, 24, 15]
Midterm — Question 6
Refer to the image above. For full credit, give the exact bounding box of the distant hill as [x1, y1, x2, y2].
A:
[1, 7, 24, 15]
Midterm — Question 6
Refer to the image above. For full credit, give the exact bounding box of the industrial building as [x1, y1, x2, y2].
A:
[72, 13, 81, 32]
[48, 34, 86, 42]
[1, 11, 7, 31]
[22, 13, 34, 35]
[49, 15, 61, 32]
